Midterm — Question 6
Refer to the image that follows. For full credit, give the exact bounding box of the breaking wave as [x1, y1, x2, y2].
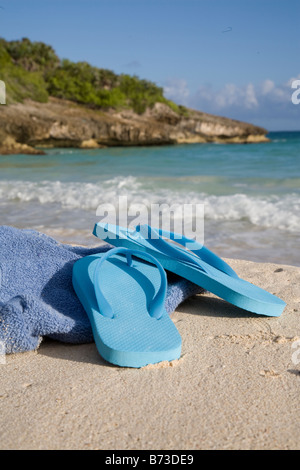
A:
[1, 176, 299, 234]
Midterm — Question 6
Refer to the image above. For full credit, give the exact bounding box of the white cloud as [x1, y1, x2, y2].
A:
[162, 75, 300, 129]
[244, 83, 258, 109]
[163, 78, 190, 106]
[188, 76, 300, 127]
[261, 79, 275, 95]
[184, 81, 259, 112]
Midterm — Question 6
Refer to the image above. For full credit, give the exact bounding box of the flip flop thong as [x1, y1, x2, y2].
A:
[93, 223, 286, 317]
[72, 246, 182, 368]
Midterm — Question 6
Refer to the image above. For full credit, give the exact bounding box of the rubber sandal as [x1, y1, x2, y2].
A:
[93, 223, 286, 317]
[72, 246, 182, 367]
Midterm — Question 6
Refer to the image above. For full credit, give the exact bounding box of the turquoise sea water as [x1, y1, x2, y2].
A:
[0, 131, 299, 266]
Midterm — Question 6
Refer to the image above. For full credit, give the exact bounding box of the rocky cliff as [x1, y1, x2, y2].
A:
[0, 98, 269, 155]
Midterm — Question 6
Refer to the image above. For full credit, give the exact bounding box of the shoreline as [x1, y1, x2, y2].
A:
[0, 257, 299, 450]
[0, 133, 270, 156]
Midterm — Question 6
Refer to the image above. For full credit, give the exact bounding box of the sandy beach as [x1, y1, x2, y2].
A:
[0, 256, 299, 450]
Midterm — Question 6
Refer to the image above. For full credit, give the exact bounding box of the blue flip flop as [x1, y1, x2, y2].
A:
[93, 223, 286, 317]
[72, 246, 182, 368]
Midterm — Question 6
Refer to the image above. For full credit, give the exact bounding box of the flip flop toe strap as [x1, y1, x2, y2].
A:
[93, 247, 167, 320]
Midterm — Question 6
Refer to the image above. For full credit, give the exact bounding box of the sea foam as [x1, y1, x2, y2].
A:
[0, 177, 299, 233]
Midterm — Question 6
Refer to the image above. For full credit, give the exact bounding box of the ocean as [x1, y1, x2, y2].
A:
[0, 131, 299, 266]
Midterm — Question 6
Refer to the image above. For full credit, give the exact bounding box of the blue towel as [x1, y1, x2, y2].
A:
[0, 226, 202, 354]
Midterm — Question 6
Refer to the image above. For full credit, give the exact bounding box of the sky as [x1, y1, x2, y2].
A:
[0, 0, 299, 131]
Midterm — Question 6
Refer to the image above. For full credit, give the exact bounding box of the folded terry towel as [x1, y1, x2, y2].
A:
[0, 226, 202, 354]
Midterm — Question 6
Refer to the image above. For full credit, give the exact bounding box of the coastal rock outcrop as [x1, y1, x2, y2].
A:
[0, 98, 269, 154]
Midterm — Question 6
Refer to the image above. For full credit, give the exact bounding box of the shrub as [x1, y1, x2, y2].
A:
[0, 40, 49, 104]
[0, 37, 186, 115]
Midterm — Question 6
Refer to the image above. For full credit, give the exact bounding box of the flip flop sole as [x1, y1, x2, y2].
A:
[72, 253, 182, 367]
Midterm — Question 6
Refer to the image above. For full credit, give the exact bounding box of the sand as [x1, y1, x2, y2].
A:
[0, 257, 299, 450]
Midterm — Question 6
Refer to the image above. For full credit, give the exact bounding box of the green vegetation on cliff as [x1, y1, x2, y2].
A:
[0, 37, 187, 115]
[0, 39, 49, 103]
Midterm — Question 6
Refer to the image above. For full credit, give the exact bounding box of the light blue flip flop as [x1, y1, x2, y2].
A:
[93, 223, 286, 317]
[72, 246, 182, 368]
